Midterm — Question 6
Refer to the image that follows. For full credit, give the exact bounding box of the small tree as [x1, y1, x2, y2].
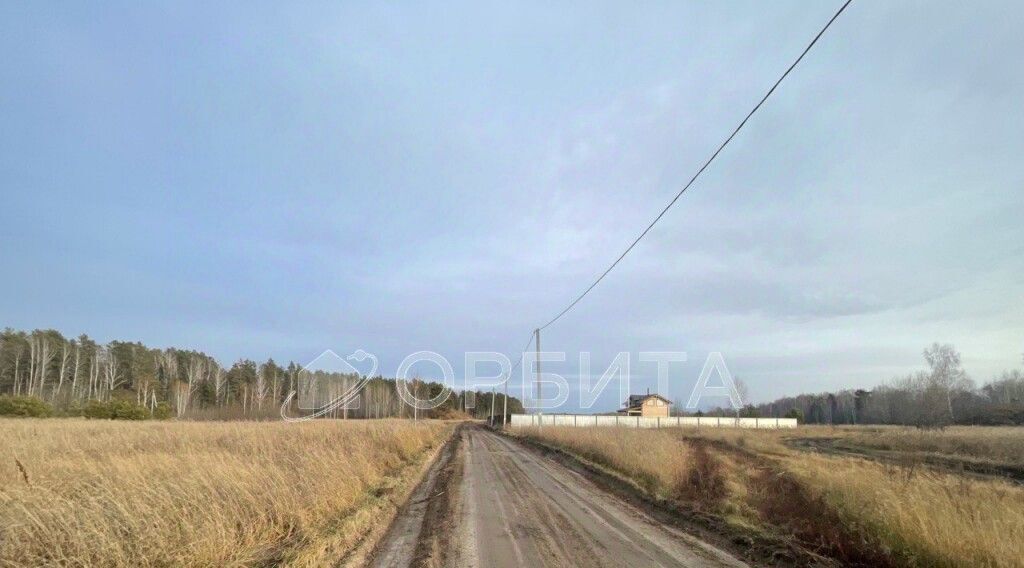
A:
[739, 404, 761, 418]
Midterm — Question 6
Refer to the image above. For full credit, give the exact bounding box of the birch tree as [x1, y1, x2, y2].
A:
[156, 350, 178, 401]
[177, 354, 205, 415]
[54, 340, 72, 400]
[103, 350, 124, 400]
[70, 341, 82, 401]
[254, 364, 269, 410]
[210, 362, 226, 407]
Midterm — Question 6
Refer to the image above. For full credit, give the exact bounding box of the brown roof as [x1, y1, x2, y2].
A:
[623, 393, 673, 408]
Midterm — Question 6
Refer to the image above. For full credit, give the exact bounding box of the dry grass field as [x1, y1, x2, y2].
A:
[0, 418, 452, 567]
[792, 424, 1024, 468]
[518, 425, 1024, 567]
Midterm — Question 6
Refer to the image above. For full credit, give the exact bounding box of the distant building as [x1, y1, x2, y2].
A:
[618, 393, 672, 417]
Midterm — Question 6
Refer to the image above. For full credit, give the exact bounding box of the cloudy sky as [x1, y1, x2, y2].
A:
[2, 1, 1021, 411]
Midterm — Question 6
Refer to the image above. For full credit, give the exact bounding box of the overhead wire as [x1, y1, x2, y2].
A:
[537, 0, 854, 332]
[499, 0, 854, 402]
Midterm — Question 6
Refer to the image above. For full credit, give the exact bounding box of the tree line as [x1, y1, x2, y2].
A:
[0, 328, 524, 420]
[745, 343, 1024, 427]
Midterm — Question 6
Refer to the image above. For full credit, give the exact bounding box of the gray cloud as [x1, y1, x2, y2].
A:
[1, 1, 1021, 410]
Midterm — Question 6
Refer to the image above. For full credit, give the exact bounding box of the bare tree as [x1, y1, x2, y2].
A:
[12, 344, 24, 396]
[923, 343, 973, 423]
[174, 381, 193, 417]
[156, 350, 178, 402]
[70, 342, 82, 401]
[88, 345, 100, 399]
[271, 370, 281, 408]
[254, 364, 269, 410]
[27, 335, 37, 396]
[177, 354, 205, 415]
[40, 337, 54, 396]
[102, 350, 124, 400]
[210, 362, 226, 407]
[136, 374, 152, 406]
[54, 340, 72, 401]
[27, 334, 55, 397]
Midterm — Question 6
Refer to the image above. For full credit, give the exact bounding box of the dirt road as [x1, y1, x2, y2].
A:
[370, 425, 746, 567]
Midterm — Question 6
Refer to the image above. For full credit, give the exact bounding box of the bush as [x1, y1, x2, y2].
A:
[81, 400, 110, 419]
[82, 399, 150, 420]
[0, 396, 53, 418]
[111, 400, 150, 420]
[152, 402, 173, 420]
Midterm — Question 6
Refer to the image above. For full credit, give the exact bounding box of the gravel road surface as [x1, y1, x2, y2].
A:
[371, 425, 747, 567]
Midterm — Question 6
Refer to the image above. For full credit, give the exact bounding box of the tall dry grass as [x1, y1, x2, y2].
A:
[816, 425, 1024, 467]
[519, 425, 1024, 567]
[785, 453, 1024, 567]
[0, 418, 451, 567]
[519, 426, 692, 496]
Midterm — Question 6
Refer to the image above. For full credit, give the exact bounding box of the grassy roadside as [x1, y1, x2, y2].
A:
[0, 418, 454, 567]
[516, 426, 1024, 568]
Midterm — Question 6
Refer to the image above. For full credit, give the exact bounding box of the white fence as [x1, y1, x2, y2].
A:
[509, 414, 797, 429]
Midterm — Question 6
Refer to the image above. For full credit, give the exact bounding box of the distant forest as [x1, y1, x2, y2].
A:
[0, 328, 524, 420]
[731, 343, 1024, 427]
[4, 329, 1019, 427]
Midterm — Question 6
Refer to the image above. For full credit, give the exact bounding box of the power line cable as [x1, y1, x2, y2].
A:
[501, 331, 535, 386]
[537, 0, 853, 332]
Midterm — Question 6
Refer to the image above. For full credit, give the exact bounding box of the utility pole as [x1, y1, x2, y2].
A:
[535, 328, 542, 430]
[490, 387, 495, 427]
[413, 380, 418, 422]
[502, 364, 508, 428]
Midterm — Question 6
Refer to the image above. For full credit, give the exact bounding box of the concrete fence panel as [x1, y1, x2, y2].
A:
[508, 414, 797, 429]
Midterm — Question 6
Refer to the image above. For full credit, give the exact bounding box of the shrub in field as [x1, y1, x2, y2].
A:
[81, 399, 150, 420]
[0, 395, 53, 417]
[152, 402, 173, 420]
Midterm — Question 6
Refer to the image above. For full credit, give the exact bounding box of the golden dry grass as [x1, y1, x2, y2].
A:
[801, 425, 1024, 467]
[0, 418, 452, 567]
[785, 452, 1024, 567]
[519, 425, 1024, 567]
[519, 426, 692, 497]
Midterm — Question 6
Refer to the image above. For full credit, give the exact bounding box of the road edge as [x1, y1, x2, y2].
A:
[343, 423, 461, 568]
[357, 422, 464, 568]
